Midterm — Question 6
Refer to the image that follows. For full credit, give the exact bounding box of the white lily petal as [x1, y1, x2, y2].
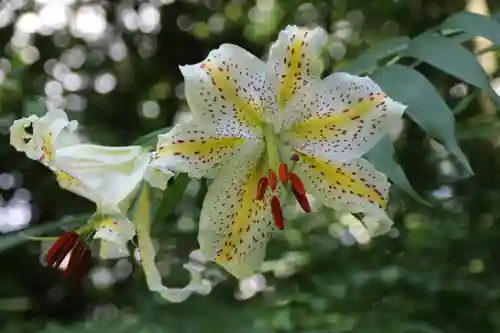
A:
[153, 118, 256, 179]
[54, 144, 145, 170]
[198, 140, 275, 279]
[294, 151, 390, 219]
[55, 168, 103, 203]
[133, 183, 212, 303]
[99, 240, 130, 259]
[9, 110, 80, 164]
[144, 161, 174, 191]
[94, 216, 135, 259]
[282, 73, 406, 161]
[54, 144, 149, 214]
[96, 152, 150, 214]
[179, 43, 266, 139]
[9, 115, 38, 153]
[265, 25, 327, 121]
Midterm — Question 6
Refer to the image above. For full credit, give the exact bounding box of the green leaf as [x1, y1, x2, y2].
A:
[133, 126, 172, 148]
[441, 12, 500, 46]
[153, 173, 191, 224]
[401, 32, 500, 109]
[365, 136, 429, 206]
[372, 64, 473, 175]
[0, 215, 88, 252]
[338, 37, 410, 75]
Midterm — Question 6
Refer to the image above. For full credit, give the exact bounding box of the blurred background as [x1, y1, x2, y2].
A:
[1, 0, 500, 332]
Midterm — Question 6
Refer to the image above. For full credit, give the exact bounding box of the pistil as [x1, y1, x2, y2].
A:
[255, 125, 312, 230]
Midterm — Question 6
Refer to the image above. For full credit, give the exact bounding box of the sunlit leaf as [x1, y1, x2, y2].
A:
[402, 32, 500, 108]
[365, 136, 429, 205]
[441, 12, 500, 45]
[372, 64, 473, 175]
[338, 36, 410, 75]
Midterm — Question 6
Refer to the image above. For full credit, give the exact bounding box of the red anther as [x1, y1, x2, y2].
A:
[292, 188, 311, 213]
[46, 231, 78, 268]
[256, 176, 269, 200]
[289, 172, 305, 196]
[270, 196, 284, 230]
[268, 169, 278, 192]
[64, 242, 91, 280]
[278, 162, 288, 185]
[290, 153, 299, 162]
[45, 231, 91, 280]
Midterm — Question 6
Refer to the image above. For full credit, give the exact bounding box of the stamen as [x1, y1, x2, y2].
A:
[64, 242, 91, 281]
[290, 153, 299, 162]
[46, 231, 78, 267]
[270, 196, 284, 230]
[45, 231, 91, 280]
[292, 189, 311, 213]
[278, 162, 288, 185]
[256, 176, 269, 200]
[289, 172, 305, 195]
[268, 169, 277, 192]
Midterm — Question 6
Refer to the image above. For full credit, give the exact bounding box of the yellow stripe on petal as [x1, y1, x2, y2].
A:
[281, 73, 406, 162]
[294, 152, 388, 213]
[155, 119, 251, 178]
[291, 93, 386, 140]
[198, 142, 274, 279]
[180, 44, 266, 138]
[214, 163, 264, 264]
[158, 136, 245, 158]
[267, 26, 327, 112]
[277, 38, 308, 111]
[202, 62, 262, 127]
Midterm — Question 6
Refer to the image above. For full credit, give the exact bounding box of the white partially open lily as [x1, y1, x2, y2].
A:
[10, 109, 174, 259]
[151, 25, 407, 278]
[9, 109, 80, 165]
[53, 146, 154, 259]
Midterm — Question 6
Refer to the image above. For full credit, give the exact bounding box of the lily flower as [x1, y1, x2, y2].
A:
[9, 109, 80, 165]
[151, 25, 406, 278]
[53, 146, 152, 259]
[10, 110, 173, 279]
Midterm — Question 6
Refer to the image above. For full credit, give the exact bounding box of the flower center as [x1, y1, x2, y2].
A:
[257, 123, 311, 230]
